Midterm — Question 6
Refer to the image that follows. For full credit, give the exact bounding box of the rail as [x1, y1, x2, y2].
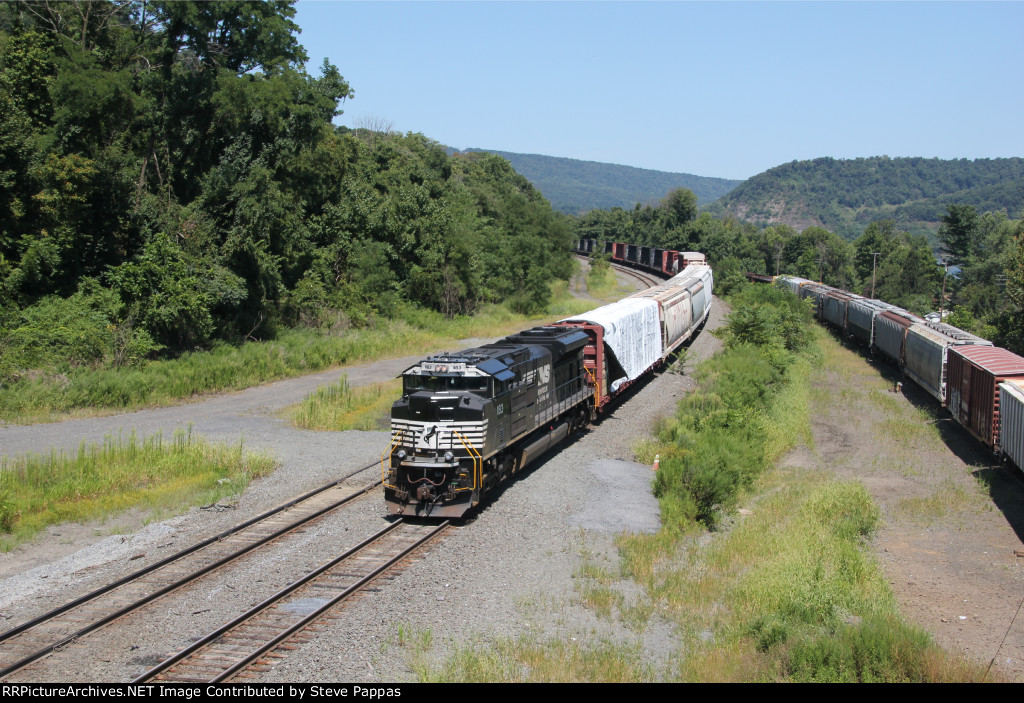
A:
[135, 519, 449, 683]
[0, 462, 382, 680]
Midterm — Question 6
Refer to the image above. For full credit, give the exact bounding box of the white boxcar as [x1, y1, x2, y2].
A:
[999, 380, 1024, 474]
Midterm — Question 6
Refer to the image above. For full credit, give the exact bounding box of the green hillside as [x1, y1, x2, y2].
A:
[0, 2, 573, 392]
[705, 156, 1024, 240]
[460, 150, 741, 214]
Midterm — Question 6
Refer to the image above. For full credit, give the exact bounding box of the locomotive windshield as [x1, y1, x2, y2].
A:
[403, 375, 490, 395]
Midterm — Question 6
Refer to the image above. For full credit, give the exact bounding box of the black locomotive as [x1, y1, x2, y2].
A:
[384, 327, 594, 517]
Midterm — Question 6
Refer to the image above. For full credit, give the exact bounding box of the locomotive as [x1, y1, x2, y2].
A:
[383, 327, 593, 517]
[383, 242, 714, 517]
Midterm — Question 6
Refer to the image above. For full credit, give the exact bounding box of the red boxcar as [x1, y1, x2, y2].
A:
[946, 345, 1024, 450]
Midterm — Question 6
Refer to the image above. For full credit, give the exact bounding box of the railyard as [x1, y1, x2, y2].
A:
[1, 263, 1022, 681]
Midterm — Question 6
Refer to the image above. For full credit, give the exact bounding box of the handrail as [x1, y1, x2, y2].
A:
[380, 429, 406, 488]
[451, 429, 482, 493]
[584, 366, 600, 408]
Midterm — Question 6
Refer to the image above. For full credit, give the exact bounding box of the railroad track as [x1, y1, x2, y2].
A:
[574, 254, 666, 290]
[136, 519, 448, 683]
[0, 463, 382, 680]
[608, 261, 665, 289]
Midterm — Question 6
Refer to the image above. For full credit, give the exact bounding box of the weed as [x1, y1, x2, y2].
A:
[0, 429, 274, 548]
[431, 636, 653, 682]
[894, 479, 984, 525]
[578, 584, 623, 619]
[784, 614, 988, 682]
[285, 375, 401, 431]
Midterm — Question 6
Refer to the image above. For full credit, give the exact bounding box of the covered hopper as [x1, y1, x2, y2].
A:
[560, 298, 661, 389]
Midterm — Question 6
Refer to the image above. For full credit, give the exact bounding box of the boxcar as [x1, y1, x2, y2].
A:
[847, 299, 899, 348]
[903, 322, 991, 404]
[873, 309, 923, 366]
[947, 346, 1024, 449]
[821, 290, 863, 333]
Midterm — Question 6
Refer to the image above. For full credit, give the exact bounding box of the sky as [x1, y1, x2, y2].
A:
[292, 1, 1024, 181]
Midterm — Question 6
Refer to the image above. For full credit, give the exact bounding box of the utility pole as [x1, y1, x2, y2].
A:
[870, 252, 882, 298]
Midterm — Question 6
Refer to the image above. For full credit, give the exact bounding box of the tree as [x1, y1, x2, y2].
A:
[662, 187, 698, 229]
[790, 227, 855, 288]
[852, 220, 900, 289]
[937, 203, 979, 263]
[758, 224, 795, 276]
[872, 238, 942, 313]
[998, 219, 1024, 353]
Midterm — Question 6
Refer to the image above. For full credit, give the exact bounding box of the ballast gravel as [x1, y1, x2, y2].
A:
[0, 297, 728, 683]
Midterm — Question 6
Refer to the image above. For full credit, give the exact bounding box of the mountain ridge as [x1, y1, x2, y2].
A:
[457, 149, 741, 214]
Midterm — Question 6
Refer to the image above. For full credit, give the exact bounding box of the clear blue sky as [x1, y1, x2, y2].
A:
[292, 1, 1024, 181]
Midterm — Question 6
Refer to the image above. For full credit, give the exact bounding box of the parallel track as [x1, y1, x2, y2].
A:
[574, 253, 666, 290]
[136, 519, 448, 683]
[0, 463, 382, 680]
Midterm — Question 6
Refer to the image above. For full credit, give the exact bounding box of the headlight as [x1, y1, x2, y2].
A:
[397, 450, 407, 461]
[443, 451, 454, 463]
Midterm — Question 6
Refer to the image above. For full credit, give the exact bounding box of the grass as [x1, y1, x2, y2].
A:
[284, 375, 401, 431]
[573, 558, 624, 620]
[422, 283, 994, 682]
[583, 258, 632, 301]
[431, 636, 653, 683]
[0, 428, 274, 550]
[893, 479, 987, 526]
[0, 282, 599, 424]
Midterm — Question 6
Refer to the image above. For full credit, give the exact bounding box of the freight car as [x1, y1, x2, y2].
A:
[383, 255, 713, 517]
[751, 273, 1024, 474]
[574, 238, 705, 278]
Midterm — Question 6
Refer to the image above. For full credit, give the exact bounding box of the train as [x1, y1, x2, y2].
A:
[751, 273, 1024, 476]
[382, 240, 713, 517]
[573, 237, 708, 277]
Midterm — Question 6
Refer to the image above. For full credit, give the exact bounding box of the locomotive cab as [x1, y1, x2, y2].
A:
[387, 356, 498, 517]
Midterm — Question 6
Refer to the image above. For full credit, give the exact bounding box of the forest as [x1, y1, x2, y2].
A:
[572, 189, 1024, 354]
[706, 156, 1024, 241]
[2, 0, 1021, 396]
[0, 1, 573, 387]
[463, 149, 741, 214]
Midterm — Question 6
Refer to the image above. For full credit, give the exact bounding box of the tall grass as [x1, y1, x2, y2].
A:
[669, 474, 986, 682]
[584, 257, 631, 301]
[0, 288, 595, 423]
[430, 637, 653, 683]
[285, 376, 401, 431]
[0, 428, 274, 550]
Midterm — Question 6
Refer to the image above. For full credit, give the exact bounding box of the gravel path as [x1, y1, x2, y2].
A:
[1, 274, 732, 683]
